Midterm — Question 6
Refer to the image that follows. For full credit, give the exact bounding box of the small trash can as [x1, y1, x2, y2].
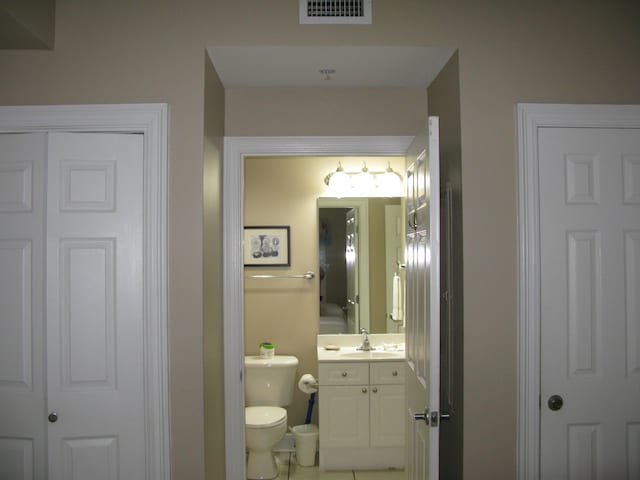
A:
[291, 424, 319, 467]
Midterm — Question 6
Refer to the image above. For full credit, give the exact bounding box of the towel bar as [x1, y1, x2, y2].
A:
[246, 271, 315, 280]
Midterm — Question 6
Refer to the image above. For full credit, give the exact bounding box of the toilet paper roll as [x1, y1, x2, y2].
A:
[298, 373, 318, 394]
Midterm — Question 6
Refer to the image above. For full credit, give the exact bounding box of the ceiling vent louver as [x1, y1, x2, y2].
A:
[300, 0, 372, 24]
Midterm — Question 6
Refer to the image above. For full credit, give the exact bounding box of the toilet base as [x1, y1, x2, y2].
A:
[247, 449, 279, 479]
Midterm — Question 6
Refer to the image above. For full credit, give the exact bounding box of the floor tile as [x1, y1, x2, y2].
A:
[271, 451, 405, 480]
[290, 465, 354, 480]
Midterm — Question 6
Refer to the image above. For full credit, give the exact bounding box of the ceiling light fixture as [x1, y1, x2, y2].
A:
[324, 161, 403, 197]
[319, 68, 336, 80]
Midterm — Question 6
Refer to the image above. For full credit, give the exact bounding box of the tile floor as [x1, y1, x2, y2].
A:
[275, 452, 406, 480]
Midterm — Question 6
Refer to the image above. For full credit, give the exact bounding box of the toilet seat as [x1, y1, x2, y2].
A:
[245, 406, 287, 429]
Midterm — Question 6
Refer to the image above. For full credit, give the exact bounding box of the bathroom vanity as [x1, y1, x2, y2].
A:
[317, 334, 405, 471]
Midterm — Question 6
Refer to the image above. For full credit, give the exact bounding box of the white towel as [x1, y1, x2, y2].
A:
[391, 273, 404, 324]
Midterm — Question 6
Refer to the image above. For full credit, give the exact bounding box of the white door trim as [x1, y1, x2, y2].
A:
[0, 104, 170, 480]
[223, 135, 413, 480]
[517, 103, 640, 480]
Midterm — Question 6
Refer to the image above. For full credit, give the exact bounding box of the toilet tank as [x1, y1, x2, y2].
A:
[245, 355, 298, 407]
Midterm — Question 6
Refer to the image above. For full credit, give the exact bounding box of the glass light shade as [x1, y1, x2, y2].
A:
[353, 165, 376, 194]
[380, 170, 403, 195]
[327, 169, 351, 196]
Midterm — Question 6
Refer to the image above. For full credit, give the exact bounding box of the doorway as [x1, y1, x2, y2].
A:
[222, 135, 413, 480]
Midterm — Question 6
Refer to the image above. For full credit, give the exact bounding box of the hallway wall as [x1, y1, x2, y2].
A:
[1, 1, 639, 478]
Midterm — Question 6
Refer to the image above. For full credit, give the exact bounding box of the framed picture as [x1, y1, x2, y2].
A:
[243, 226, 291, 267]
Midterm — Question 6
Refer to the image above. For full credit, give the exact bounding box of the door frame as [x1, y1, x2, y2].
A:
[223, 135, 412, 480]
[0, 104, 170, 480]
[517, 103, 640, 480]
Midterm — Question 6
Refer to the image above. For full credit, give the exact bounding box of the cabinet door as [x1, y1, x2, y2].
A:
[320, 386, 369, 447]
[370, 384, 405, 447]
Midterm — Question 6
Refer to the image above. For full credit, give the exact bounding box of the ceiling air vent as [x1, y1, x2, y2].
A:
[300, 0, 372, 24]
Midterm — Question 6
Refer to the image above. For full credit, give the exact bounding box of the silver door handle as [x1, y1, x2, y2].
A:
[48, 412, 58, 423]
[414, 409, 429, 423]
[414, 409, 450, 426]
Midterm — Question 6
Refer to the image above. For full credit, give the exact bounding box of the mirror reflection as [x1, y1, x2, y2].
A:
[318, 197, 405, 335]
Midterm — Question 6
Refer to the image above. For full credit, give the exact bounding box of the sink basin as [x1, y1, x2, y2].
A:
[339, 351, 403, 359]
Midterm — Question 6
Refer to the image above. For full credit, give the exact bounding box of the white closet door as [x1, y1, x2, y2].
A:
[0, 133, 47, 480]
[46, 133, 145, 480]
[539, 127, 640, 479]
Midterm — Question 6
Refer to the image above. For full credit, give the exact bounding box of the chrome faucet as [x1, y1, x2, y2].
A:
[357, 328, 374, 351]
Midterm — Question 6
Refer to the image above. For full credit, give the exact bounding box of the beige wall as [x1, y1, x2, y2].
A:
[244, 155, 405, 425]
[428, 52, 463, 480]
[367, 197, 401, 333]
[226, 87, 429, 136]
[1, 1, 639, 479]
[0, 0, 55, 48]
[202, 54, 226, 479]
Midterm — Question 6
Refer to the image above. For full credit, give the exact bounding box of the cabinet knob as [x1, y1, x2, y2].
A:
[341, 372, 348, 377]
[392, 371, 398, 376]
[362, 388, 367, 393]
[48, 412, 58, 423]
[372, 387, 378, 393]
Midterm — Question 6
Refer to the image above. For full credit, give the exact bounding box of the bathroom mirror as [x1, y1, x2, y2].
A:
[318, 197, 405, 335]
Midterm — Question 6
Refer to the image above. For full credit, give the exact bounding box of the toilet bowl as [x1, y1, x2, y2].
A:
[244, 355, 298, 479]
[245, 406, 287, 479]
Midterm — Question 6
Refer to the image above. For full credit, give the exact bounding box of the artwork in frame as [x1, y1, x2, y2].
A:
[243, 226, 291, 267]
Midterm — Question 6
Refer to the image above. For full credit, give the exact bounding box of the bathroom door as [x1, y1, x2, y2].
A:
[345, 208, 360, 333]
[538, 125, 640, 478]
[405, 118, 440, 480]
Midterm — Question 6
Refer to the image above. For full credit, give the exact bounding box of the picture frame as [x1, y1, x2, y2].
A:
[243, 226, 291, 267]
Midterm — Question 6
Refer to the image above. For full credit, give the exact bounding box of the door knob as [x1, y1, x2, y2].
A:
[414, 409, 429, 423]
[547, 395, 564, 411]
[48, 412, 58, 423]
[414, 409, 448, 426]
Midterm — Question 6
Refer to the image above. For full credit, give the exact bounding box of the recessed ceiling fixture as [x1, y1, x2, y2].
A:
[319, 68, 336, 80]
[300, 0, 372, 24]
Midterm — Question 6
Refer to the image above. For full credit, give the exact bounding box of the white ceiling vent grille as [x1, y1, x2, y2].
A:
[300, 0, 372, 24]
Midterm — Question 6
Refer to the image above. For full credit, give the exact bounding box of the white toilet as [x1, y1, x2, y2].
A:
[245, 355, 298, 479]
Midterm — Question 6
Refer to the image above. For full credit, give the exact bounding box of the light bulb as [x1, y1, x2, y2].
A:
[327, 162, 351, 197]
[380, 164, 403, 196]
[354, 163, 375, 194]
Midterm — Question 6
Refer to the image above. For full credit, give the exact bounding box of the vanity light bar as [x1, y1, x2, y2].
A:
[324, 161, 403, 197]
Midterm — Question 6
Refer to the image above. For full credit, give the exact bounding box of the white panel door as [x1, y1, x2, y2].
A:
[539, 127, 640, 479]
[405, 118, 440, 480]
[45, 133, 145, 480]
[0, 134, 47, 480]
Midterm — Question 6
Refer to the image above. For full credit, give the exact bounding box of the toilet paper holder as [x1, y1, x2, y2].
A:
[298, 374, 319, 394]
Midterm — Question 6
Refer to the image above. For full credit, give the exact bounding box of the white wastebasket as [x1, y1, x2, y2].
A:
[292, 424, 318, 467]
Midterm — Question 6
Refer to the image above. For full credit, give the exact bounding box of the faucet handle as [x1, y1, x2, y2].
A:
[360, 328, 369, 335]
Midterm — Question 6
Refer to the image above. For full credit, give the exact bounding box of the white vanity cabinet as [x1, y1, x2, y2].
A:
[318, 361, 405, 470]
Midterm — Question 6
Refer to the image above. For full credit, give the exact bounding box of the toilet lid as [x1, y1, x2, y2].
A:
[245, 406, 287, 429]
